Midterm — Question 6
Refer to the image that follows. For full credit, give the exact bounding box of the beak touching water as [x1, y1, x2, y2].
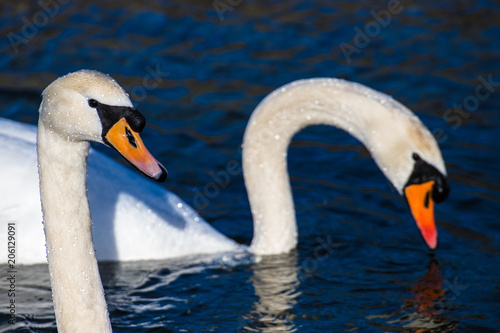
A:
[105, 117, 167, 182]
[404, 180, 437, 249]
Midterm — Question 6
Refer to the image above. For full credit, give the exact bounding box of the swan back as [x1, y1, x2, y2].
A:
[0, 117, 240, 265]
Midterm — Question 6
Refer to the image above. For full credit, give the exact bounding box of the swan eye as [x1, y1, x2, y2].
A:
[88, 99, 99, 108]
[405, 153, 449, 204]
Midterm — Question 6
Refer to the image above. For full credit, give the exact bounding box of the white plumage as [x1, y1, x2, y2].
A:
[0, 117, 241, 265]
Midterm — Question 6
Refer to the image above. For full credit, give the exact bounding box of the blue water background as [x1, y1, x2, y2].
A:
[0, 1, 499, 332]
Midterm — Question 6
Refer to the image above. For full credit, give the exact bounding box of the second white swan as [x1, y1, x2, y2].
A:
[242, 79, 449, 255]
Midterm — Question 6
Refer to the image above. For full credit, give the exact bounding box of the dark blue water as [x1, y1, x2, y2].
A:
[1, 1, 499, 332]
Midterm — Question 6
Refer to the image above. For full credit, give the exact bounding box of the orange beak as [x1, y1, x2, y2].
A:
[404, 180, 437, 249]
[105, 118, 167, 182]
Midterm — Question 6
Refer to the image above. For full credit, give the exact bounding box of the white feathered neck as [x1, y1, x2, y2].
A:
[243, 78, 445, 255]
[37, 70, 133, 332]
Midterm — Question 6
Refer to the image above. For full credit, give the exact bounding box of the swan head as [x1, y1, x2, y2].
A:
[367, 103, 450, 250]
[39, 69, 167, 181]
[401, 152, 449, 250]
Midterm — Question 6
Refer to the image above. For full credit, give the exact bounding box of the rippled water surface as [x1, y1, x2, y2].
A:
[0, 1, 499, 332]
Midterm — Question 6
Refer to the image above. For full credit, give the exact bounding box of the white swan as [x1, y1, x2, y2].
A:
[0, 75, 449, 269]
[0, 118, 241, 264]
[243, 79, 449, 254]
[0, 125, 241, 264]
[35, 70, 172, 331]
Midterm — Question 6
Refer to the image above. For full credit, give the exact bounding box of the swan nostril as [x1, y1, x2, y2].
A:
[124, 127, 137, 148]
[424, 191, 430, 208]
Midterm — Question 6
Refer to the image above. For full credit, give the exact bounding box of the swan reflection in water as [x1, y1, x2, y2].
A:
[241, 252, 301, 332]
[404, 258, 445, 317]
[240, 251, 462, 332]
[368, 256, 460, 332]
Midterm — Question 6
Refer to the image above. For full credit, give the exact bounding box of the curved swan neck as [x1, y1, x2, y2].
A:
[243, 79, 444, 255]
[37, 122, 112, 333]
